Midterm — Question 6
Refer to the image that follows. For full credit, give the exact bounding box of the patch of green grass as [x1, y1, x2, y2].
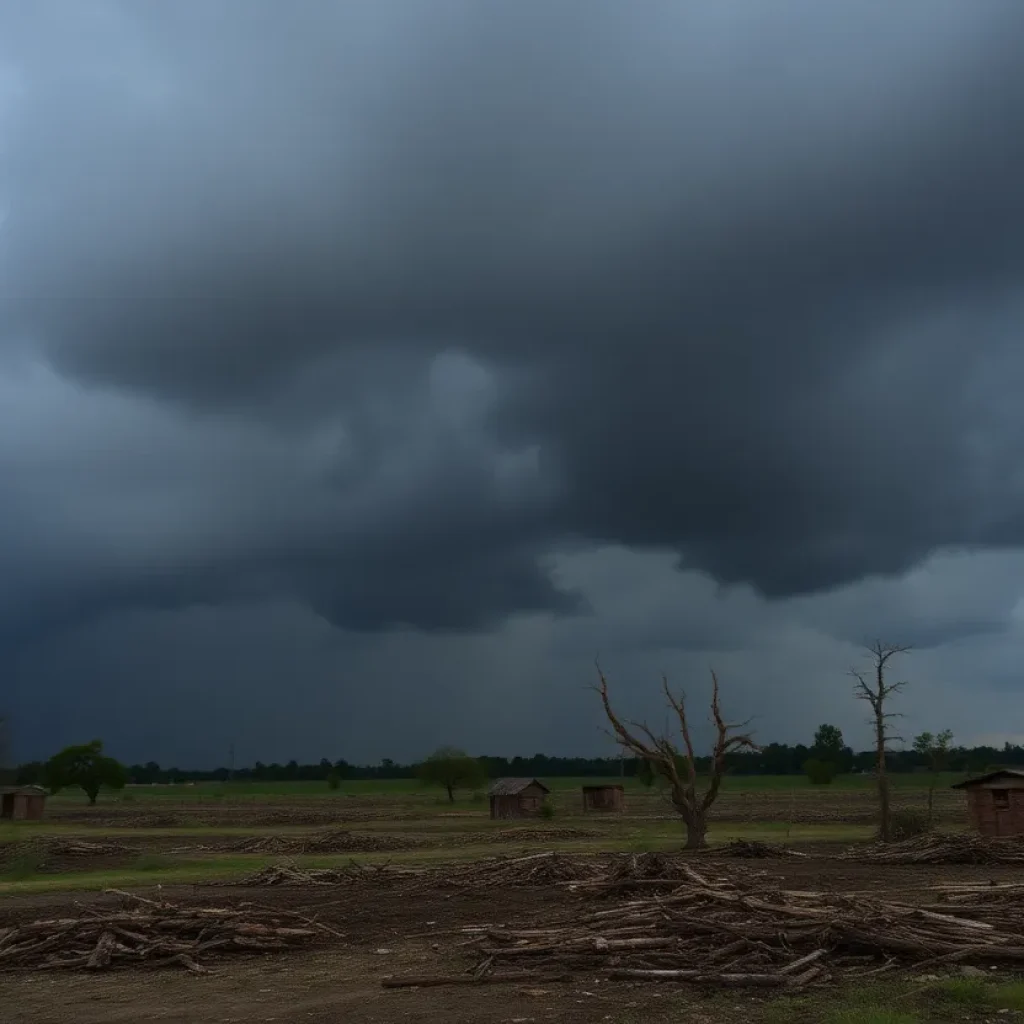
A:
[936, 977, 989, 1005]
[131, 853, 176, 872]
[935, 976, 1024, 1011]
[824, 1011, 918, 1024]
[0, 850, 47, 881]
[990, 979, 1024, 1011]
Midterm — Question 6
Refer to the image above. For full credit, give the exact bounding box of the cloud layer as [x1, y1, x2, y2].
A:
[3, 3, 1024, 760]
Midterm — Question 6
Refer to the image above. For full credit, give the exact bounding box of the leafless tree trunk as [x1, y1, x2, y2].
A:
[851, 641, 911, 843]
[596, 664, 757, 850]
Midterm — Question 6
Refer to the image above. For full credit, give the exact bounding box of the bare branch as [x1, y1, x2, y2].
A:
[595, 664, 757, 849]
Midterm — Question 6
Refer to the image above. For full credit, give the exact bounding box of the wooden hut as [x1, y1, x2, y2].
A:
[488, 778, 550, 819]
[581, 784, 625, 813]
[952, 769, 1024, 837]
[0, 785, 47, 821]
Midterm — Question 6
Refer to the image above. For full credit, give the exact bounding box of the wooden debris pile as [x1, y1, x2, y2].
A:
[934, 881, 1024, 905]
[240, 851, 600, 891]
[847, 832, 1024, 865]
[241, 859, 423, 887]
[386, 862, 1024, 990]
[227, 828, 425, 856]
[446, 827, 603, 847]
[0, 838, 134, 862]
[436, 852, 600, 889]
[717, 839, 807, 859]
[0, 890, 338, 973]
[567, 852, 690, 896]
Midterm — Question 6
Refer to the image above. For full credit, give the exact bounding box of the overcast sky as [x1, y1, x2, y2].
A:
[3, 2, 1024, 767]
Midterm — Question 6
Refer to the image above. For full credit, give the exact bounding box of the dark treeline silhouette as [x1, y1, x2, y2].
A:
[12, 743, 1023, 787]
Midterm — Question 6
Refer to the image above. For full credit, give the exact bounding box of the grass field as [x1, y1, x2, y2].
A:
[40, 771, 969, 804]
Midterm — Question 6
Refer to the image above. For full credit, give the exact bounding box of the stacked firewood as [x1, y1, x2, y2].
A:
[0, 891, 338, 973]
[848, 832, 1024, 865]
[385, 862, 1024, 990]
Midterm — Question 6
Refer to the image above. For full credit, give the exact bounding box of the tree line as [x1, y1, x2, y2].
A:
[13, 737, 1011, 790]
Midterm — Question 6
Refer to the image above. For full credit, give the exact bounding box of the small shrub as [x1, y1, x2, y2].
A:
[539, 799, 555, 820]
[120, 790, 136, 803]
[470, 790, 485, 803]
[886, 809, 931, 842]
[803, 758, 837, 785]
[326, 771, 341, 791]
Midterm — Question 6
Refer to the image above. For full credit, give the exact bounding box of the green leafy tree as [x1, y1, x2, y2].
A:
[812, 724, 844, 762]
[43, 740, 127, 805]
[417, 747, 487, 803]
[913, 729, 954, 823]
[806, 724, 845, 783]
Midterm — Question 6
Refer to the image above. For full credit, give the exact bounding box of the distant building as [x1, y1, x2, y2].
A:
[0, 785, 47, 821]
[488, 778, 550, 819]
[952, 769, 1024, 837]
[581, 784, 625, 813]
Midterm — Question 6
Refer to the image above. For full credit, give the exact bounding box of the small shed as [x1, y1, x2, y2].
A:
[952, 770, 1024, 837]
[0, 785, 47, 821]
[488, 778, 550, 820]
[582, 784, 625, 813]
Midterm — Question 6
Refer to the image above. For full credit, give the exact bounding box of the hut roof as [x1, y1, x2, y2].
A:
[581, 783, 624, 792]
[951, 770, 1024, 789]
[0, 785, 46, 796]
[488, 777, 550, 797]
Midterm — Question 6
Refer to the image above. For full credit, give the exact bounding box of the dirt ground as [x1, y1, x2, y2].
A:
[3, 854, 1023, 1024]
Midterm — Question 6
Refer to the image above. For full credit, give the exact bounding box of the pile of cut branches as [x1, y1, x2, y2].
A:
[227, 828, 425, 856]
[446, 827, 603, 847]
[716, 839, 807, 860]
[241, 859, 424, 887]
[567, 852, 692, 896]
[417, 852, 601, 893]
[0, 891, 338, 973]
[847, 832, 1024, 865]
[385, 862, 1024, 990]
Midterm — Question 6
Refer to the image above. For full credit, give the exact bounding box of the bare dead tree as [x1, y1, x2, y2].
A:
[851, 641, 911, 843]
[595, 664, 757, 850]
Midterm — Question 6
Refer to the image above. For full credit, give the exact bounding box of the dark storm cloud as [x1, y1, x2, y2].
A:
[3, 0, 1024, 643]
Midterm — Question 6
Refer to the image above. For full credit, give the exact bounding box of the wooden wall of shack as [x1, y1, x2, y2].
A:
[963, 777, 1024, 837]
